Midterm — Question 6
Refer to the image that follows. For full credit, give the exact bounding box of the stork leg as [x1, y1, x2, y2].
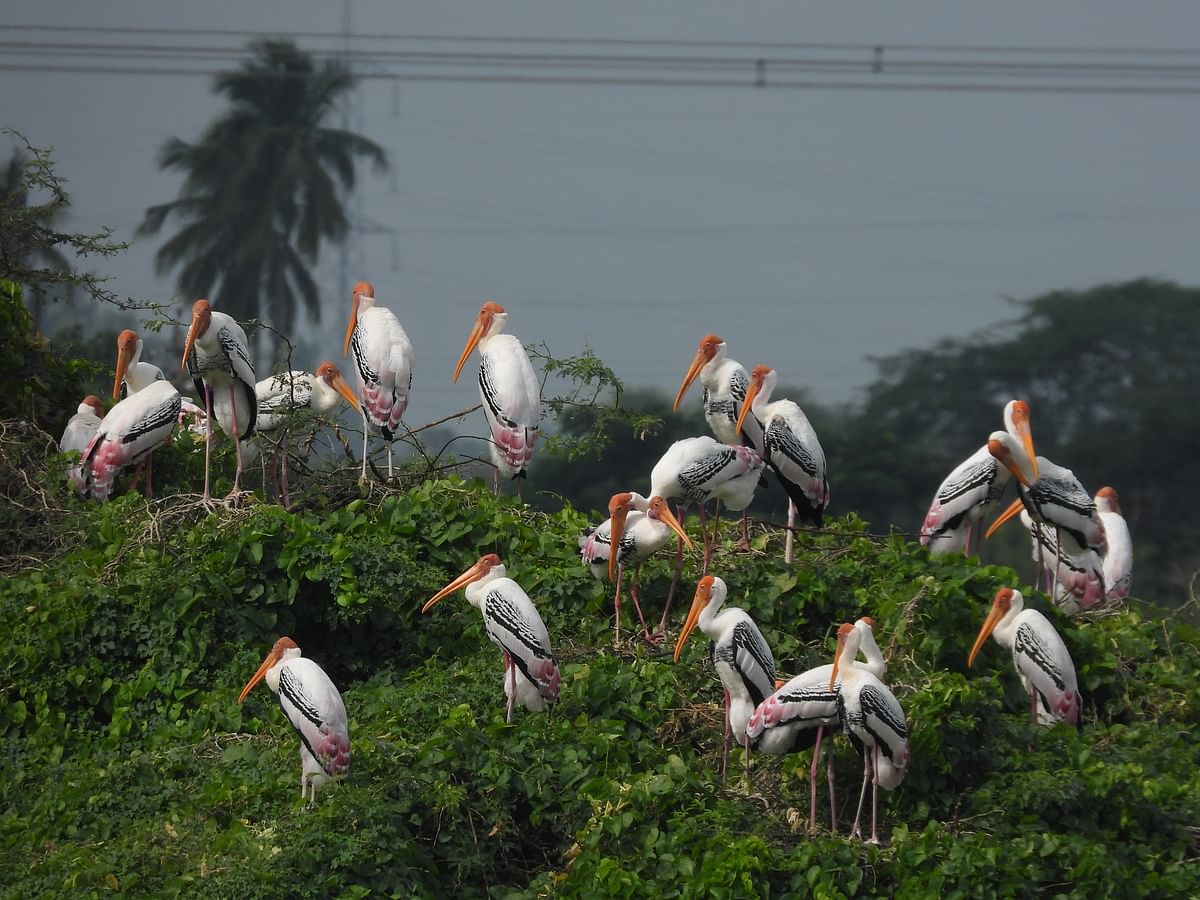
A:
[612, 565, 624, 647]
[504, 650, 516, 723]
[851, 747, 872, 840]
[738, 510, 751, 552]
[228, 383, 245, 496]
[492, 465, 500, 496]
[784, 500, 797, 564]
[626, 565, 653, 642]
[809, 724, 825, 836]
[654, 507, 688, 640]
[743, 728, 752, 784]
[827, 736, 839, 833]
[387, 440, 394, 481]
[359, 411, 370, 480]
[202, 385, 214, 500]
[721, 688, 731, 786]
[301, 771, 308, 801]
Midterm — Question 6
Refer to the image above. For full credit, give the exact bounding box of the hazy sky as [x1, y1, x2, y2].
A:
[7, 1, 1200, 428]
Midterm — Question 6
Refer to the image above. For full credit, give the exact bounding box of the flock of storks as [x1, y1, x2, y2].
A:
[54, 284, 1133, 842]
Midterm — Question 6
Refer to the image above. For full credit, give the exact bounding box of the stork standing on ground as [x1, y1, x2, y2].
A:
[747, 617, 884, 836]
[344, 280, 413, 481]
[453, 301, 541, 496]
[674, 575, 776, 784]
[735, 364, 830, 563]
[968, 587, 1082, 726]
[237, 636, 350, 807]
[580, 492, 693, 646]
[424, 554, 561, 722]
[181, 299, 256, 499]
[920, 399, 1036, 555]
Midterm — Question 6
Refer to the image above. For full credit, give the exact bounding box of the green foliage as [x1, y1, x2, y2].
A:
[2, 474, 1198, 898]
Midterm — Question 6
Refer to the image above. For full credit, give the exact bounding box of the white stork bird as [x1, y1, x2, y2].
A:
[423, 553, 561, 722]
[580, 492, 694, 646]
[181, 299, 256, 499]
[1095, 487, 1133, 600]
[747, 617, 884, 836]
[80, 337, 181, 502]
[649, 436, 765, 637]
[453, 301, 541, 495]
[829, 621, 910, 845]
[344, 280, 414, 481]
[920, 399, 1036, 555]
[673, 333, 764, 450]
[969, 587, 1082, 727]
[237, 636, 350, 806]
[254, 362, 362, 507]
[736, 364, 830, 564]
[674, 575, 776, 784]
[60, 395, 104, 494]
[1019, 510, 1106, 615]
[115, 328, 167, 399]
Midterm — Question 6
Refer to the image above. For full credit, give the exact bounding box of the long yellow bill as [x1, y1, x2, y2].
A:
[984, 498, 1025, 540]
[423, 555, 494, 614]
[734, 377, 762, 438]
[968, 599, 1008, 668]
[673, 576, 714, 663]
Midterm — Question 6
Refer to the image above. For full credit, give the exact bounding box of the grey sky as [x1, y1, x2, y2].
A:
[6, 1, 1200, 430]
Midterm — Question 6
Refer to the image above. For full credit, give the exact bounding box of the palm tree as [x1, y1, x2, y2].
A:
[138, 40, 387, 360]
[0, 149, 75, 329]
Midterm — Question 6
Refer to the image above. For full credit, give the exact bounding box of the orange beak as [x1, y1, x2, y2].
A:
[829, 627, 848, 690]
[651, 500, 693, 553]
[113, 338, 135, 401]
[329, 371, 362, 413]
[237, 647, 282, 704]
[1008, 402, 1039, 480]
[968, 599, 1007, 667]
[673, 345, 712, 413]
[343, 294, 360, 359]
[673, 576, 714, 662]
[984, 497, 1026, 540]
[422, 557, 490, 614]
[181, 303, 209, 372]
[734, 371, 763, 437]
[453, 308, 492, 384]
[607, 502, 631, 583]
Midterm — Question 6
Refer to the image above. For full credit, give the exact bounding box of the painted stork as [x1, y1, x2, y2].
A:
[580, 492, 694, 645]
[237, 636, 350, 806]
[60, 395, 104, 493]
[735, 364, 830, 564]
[115, 328, 166, 398]
[747, 617, 884, 836]
[968, 587, 1082, 727]
[254, 362, 362, 507]
[80, 339, 181, 502]
[423, 553, 561, 722]
[674, 575, 776, 783]
[344, 280, 414, 481]
[829, 621, 909, 844]
[1020, 510, 1105, 615]
[1095, 487, 1133, 600]
[648, 436, 765, 636]
[920, 399, 1036, 555]
[181, 299, 256, 499]
[673, 334, 764, 450]
[453, 301, 541, 495]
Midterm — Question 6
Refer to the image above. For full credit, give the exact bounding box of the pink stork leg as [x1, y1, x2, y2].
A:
[827, 738, 838, 833]
[868, 745, 882, 845]
[654, 503, 688, 641]
[228, 383, 245, 495]
[202, 384, 214, 500]
[784, 500, 797, 564]
[739, 510, 751, 552]
[626, 565, 652, 641]
[809, 724, 825, 836]
[851, 746, 873, 840]
[359, 410, 370, 480]
[721, 688, 732, 786]
[963, 521, 974, 557]
[504, 650, 516, 723]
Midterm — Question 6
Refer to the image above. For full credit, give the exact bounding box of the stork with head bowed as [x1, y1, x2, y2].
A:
[985, 426, 1106, 608]
[748, 617, 884, 836]
[969, 587, 1082, 727]
[673, 334, 764, 552]
[1019, 509, 1105, 615]
[736, 364, 830, 564]
[828, 621, 909, 844]
[60, 395, 105, 494]
[1095, 487, 1133, 600]
[115, 328, 175, 496]
[238, 636, 350, 807]
[423, 553, 561, 722]
[80, 337, 181, 501]
[920, 399, 1035, 555]
[181, 299, 257, 499]
[343, 280, 414, 481]
[453, 300, 541, 497]
[254, 362, 362, 507]
[674, 575, 776, 784]
[648, 435, 765, 637]
[580, 492, 694, 646]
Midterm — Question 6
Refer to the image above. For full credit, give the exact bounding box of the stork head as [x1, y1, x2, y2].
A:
[829, 622, 856, 689]
[1095, 486, 1121, 515]
[238, 636, 301, 703]
[1003, 399, 1039, 479]
[344, 281, 375, 358]
[81, 395, 105, 418]
[605, 492, 635, 581]
[315, 361, 362, 412]
[968, 587, 1018, 667]
[646, 496, 693, 547]
[673, 333, 725, 413]
[673, 575, 724, 663]
[113, 329, 140, 400]
[735, 364, 774, 437]
[423, 553, 503, 613]
[181, 299, 212, 372]
[453, 300, 508, 383]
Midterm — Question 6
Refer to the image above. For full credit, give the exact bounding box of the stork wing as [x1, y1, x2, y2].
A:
[277, 660, 351, 778]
